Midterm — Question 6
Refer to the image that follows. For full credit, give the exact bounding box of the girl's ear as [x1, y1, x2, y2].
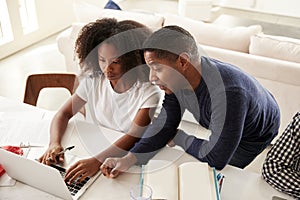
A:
[178, 52, 190, 71]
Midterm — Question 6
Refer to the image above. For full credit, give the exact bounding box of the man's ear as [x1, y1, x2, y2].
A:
[178, 52, 190, 71]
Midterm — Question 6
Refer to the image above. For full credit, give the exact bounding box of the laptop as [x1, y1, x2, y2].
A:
[0, 148, 102, 200]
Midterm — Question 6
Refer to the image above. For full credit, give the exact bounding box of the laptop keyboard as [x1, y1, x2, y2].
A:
[51, 164, 90, 196]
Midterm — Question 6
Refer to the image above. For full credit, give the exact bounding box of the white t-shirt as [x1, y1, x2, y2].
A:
[76, 75, 161, 133]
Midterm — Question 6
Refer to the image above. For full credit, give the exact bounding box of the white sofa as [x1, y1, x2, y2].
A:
[56, 7, 300, 142]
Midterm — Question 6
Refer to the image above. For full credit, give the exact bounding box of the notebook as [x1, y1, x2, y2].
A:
[143, 160, 220, 200]
[0, 148, 102, 200]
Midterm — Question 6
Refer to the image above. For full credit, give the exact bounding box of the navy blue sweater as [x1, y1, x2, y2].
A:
[130, 56, 280, 169]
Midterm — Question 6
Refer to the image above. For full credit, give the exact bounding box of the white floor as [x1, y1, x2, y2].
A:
[0, 33, 68, 109]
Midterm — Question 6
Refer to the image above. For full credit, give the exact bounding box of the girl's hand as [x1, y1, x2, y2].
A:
[64, 157, 102, 183]
[39, 144, 64, 165]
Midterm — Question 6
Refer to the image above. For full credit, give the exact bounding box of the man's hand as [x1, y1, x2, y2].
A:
[100, 153, 137, 178]
[167, 139, 176, 147]
[64, 157, 102, 183]
[167, 129, 179, 147]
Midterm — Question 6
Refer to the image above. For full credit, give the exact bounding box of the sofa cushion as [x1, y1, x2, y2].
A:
[73, 2, 164, 30]
[249, 34, 300, 63]
[162, 13, 262, 53]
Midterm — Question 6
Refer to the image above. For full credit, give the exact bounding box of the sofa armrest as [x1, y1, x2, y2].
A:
[56, 23, 86, 74]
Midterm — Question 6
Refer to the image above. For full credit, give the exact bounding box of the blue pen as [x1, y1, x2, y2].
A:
[217, 173, 225, 192]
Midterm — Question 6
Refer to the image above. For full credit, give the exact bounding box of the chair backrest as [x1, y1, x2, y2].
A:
[23, 73, 77, 106]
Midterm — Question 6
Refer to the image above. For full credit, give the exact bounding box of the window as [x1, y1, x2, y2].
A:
[0, 0, 13, 45]
[0, 0, 38, 46]
[19, 0, 38, 34]
[0, 0, 77, 59]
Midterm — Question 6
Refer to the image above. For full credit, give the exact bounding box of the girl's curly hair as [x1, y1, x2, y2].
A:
[75, 18, 152, 81]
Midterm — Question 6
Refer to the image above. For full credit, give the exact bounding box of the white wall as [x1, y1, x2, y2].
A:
[215, 0, 300, 17]
[255, 0, 300, 17]
[1, 0, 299, 60]
[0, 0, 75, 59]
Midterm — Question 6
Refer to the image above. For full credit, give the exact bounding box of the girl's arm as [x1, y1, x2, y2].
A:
[39, 94, 86, 164]
[64, 107, 156, 183]
[95, 107, 156, 162]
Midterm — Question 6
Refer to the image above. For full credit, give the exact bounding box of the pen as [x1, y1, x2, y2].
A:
[217, 173, 222, 181]
[56, 146, 75, 156]
[216, 172, 225, 193]
[47, 146, 75, 161]
[19, 142, 43, 148]
[219, 175, 225, 193]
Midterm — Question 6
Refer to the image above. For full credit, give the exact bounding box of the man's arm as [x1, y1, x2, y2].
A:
[129, 93, 183, 164]
[100, 93, 183, 178]
[173, 90, 248, 169]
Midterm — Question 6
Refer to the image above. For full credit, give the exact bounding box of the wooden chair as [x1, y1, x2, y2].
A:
[23, 73, 77, 106]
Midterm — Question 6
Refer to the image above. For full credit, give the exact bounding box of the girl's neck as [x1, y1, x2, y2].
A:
[110, 76, 137, 93]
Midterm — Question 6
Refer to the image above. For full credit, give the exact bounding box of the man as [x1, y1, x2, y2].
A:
[100, 25, 280, 178]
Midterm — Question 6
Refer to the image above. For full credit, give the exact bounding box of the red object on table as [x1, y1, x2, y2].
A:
[0, 165, 5, 177]
[0, 146, 24, 177]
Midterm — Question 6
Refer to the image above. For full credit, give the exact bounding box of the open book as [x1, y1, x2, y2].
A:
[143, 160, 220, 200]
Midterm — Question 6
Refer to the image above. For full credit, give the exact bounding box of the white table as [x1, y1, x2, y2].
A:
[0, 96, 293, 200]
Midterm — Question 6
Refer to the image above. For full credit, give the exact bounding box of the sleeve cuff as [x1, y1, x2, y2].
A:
[131, 151, 159, 165]
[173, 129, 195, 151]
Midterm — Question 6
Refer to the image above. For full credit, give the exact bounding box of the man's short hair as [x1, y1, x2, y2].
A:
[143, 25, 199, 62]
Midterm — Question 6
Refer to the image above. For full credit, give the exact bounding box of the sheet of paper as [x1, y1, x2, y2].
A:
[144, 160, 179, 200]
[0, 111, 51, 147]
[179, 162, 214, 200]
